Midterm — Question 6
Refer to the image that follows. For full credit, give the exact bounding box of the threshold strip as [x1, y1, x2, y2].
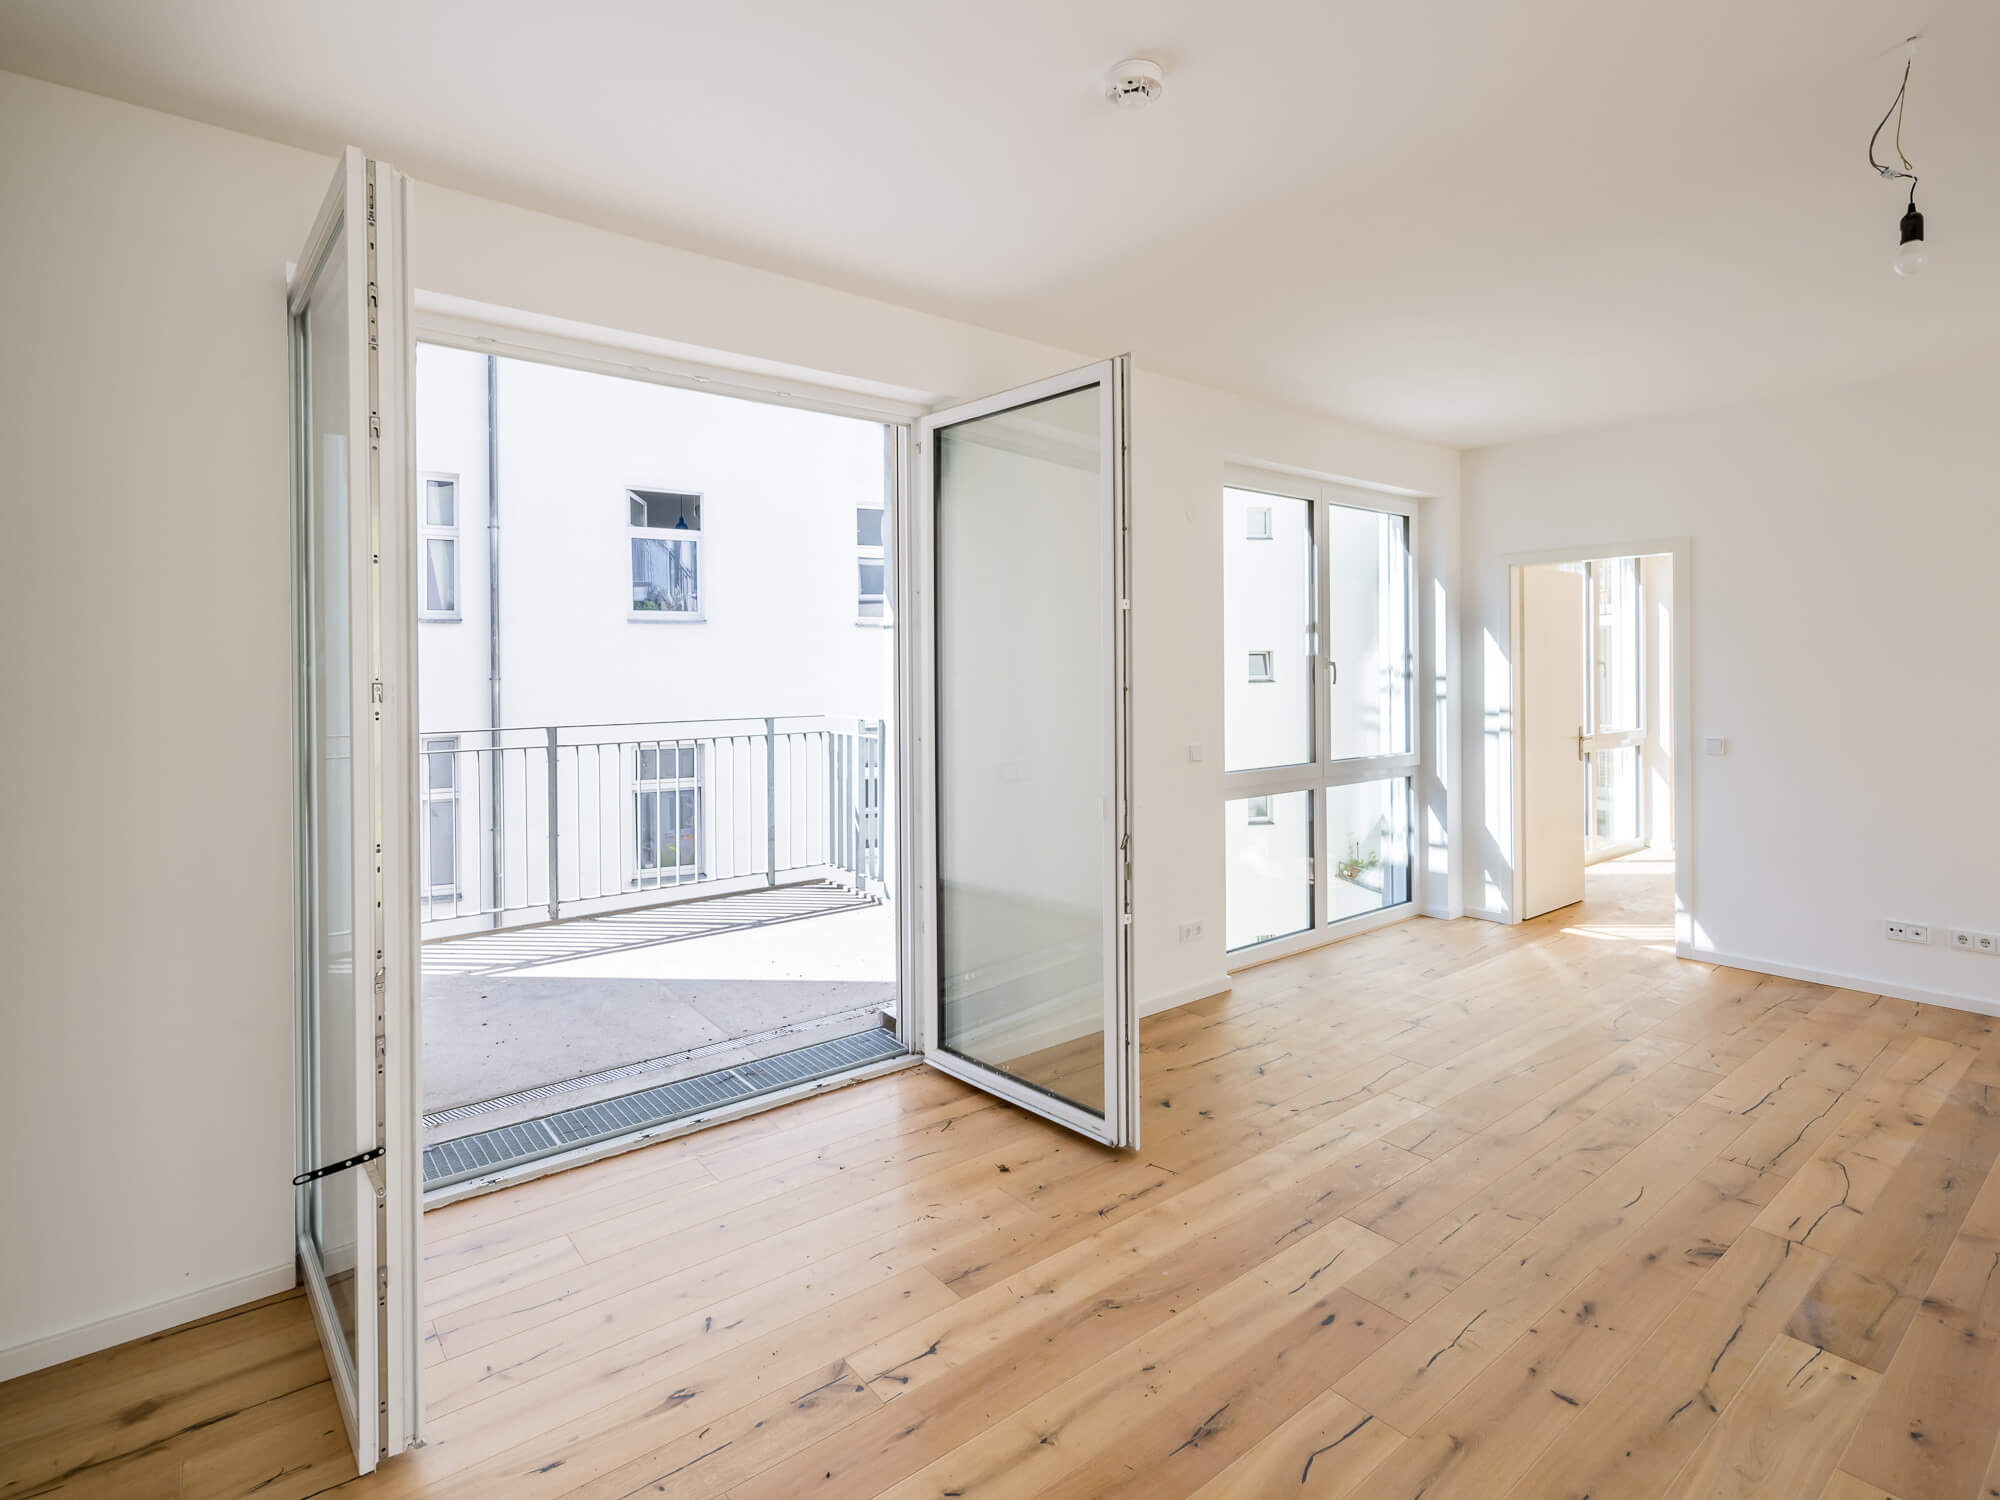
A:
[421, 1025, 904, 1189]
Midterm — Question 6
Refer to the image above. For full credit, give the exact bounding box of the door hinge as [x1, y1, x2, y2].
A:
[293, 1146, 384, 1186]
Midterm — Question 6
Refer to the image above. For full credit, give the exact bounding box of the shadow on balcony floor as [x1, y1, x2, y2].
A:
[421, 882, 895, 1139]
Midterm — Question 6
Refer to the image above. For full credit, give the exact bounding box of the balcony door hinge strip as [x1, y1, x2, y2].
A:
[293, 1146, 385, 1186]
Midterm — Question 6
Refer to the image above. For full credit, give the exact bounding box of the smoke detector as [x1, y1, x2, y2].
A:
[1105, 58, 1164, 109]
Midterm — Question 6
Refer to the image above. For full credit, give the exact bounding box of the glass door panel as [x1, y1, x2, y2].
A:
[1581, 555, 1645, 859]
[1590, 557, 1641, 733]
[1590, 746, 1643, 849]
[1222, 488, 1314, 771]
[1324, 504, 1412, 760]
[922, 362, 1136, 1147]
[1323, 777, 1412, 923]
[1225, 790, 1313, 951]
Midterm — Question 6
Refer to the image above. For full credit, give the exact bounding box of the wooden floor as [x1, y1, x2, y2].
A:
[11, 853, 2000, 1500]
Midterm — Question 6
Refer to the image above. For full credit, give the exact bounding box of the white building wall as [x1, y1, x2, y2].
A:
[414, 349, 892, 922]
[480, 355, 888, 731]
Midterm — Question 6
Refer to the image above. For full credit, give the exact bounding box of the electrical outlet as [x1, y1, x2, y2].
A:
[1949, 929, 1999, 956]
[1177, 920, 1203, 943]
[1885, 921, 1931, 945]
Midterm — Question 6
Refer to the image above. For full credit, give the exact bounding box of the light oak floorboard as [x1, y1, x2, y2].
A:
[11, 855, 2000, 1499]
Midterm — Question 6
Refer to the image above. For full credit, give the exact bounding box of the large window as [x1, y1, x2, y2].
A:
[1222, 488, 1313, 771]
[1223, 469, 1417, 955]
[1583, 556, 1644, 857]
[628, 488, 702, 618]
[421, 475, 459, 619]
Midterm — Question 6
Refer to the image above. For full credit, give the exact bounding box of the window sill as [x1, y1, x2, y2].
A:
[628, 612, 706, 624]
[420, 613, 462, 624]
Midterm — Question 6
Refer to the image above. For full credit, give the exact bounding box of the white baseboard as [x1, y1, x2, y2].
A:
[1678, 943, 2000, 1017]
[0, 1262, 296, 1384]
[1141, 974, 1232, 1018]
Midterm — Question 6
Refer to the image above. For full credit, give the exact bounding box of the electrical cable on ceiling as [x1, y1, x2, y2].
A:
[1869, 40, 1928, 276]
[1868, 49, 1919, 208]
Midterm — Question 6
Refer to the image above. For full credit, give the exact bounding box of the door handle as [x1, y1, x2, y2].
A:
[1576, 726, 1587, 762]
[1329, 660, 1338, 686]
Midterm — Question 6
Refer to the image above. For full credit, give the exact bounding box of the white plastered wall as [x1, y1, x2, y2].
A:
[0, 68, 1459, 1374]
[1462, 367, 2000, 1009]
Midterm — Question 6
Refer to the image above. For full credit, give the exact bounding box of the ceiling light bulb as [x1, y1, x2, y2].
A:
[1895, 203, 1926, 276]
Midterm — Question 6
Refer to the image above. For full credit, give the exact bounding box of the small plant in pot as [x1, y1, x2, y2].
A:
[1336, 842, 1382, 884]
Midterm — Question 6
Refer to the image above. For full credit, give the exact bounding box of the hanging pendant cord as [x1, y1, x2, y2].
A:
[1869, 51, 1920, 207]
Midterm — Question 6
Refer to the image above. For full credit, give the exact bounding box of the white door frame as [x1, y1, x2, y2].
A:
[402, 301, 929, 1200]
[288, 146, 422, 1470]
[1504, 536, 1693, 949]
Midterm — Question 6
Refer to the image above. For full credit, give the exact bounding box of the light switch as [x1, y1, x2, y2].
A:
[1187, 743, 1203, 763]
[1702, 736, 1727, 756]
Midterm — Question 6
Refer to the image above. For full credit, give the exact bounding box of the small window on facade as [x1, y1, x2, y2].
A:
[422, 476, 459, 618]
[1247, 796, 1274, 826]
[421, 737, 458, 895]
[629, 489, 702, 617]
[857, 503, 887, 623]
[634, 741, 700, 886]
[1248, 650, 1275, 683]
[1246, 505, 1273, 540]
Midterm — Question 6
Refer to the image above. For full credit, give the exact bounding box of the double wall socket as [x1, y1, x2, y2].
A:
[1176, 920, 1204, 943]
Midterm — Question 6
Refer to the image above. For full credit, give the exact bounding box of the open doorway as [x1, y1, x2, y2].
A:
[1513, 545, 1684, 922]
[411, 341, 904, 1194]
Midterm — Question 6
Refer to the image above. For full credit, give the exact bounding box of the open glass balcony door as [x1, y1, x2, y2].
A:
[289, 147, 423, 1473]
[910, 360, 1139, 1147]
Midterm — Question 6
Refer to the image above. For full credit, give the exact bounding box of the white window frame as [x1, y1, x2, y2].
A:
[420, 472, 460, 621]
[857, 501, 888, 625]
[627, 487, 705, 622]
[1247, 649, 1275, 683]
[631, 740, 702, 887]
[1246, 504, 1273, 540]
[1222, 464, 1422, 963]
[420, 736, 459, 900]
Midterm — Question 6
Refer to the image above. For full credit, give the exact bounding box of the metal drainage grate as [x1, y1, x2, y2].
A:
[422, 1026, 905, 1190]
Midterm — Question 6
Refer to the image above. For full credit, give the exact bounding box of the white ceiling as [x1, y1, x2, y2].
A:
[3, 0, 1995, 446]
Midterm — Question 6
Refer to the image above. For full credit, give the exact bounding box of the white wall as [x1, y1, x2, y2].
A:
[0, 70, 337, 1379]
[0, 68, 1460, 1373]
[1133, 373, 1461, 999]
[1463, 368, 2000, 1007]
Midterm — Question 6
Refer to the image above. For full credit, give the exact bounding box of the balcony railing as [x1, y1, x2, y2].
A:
[418, 715, 887, 936]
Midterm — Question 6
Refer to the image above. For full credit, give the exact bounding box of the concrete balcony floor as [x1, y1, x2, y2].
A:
[421, 882, 896, 1144]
